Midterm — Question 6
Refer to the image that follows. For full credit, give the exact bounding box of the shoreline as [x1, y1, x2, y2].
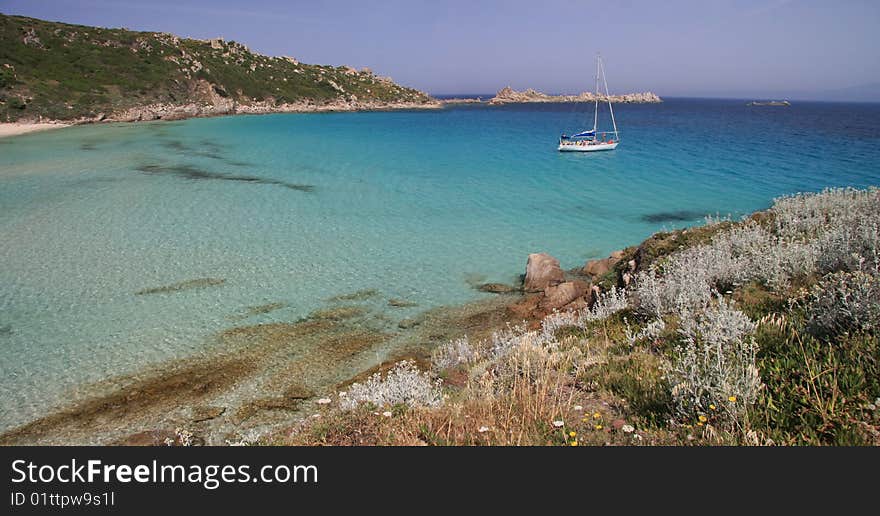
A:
[0, 99, 442, 139]
[0, 122, 70, 139]
[0, 91, 665, 139]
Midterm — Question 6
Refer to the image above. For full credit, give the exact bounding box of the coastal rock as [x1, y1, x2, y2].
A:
[508, 294, 543, 320]
[524, 253, 565, 292]
[477, 283, 518, 294]
[583, 250, 625, 278]
[540, 280, 590, 311]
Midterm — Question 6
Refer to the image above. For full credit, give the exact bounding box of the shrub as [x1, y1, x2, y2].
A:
[667, 296, 761, 430]
[341, 361, 443, 410]
[432, 336, 479, 371]
[806, 270, 880, 337]
[772, 187, 880, 240]
[577, 286, 629, 325]
[490, 323, 535, 359]
[7, 96, 26, 110]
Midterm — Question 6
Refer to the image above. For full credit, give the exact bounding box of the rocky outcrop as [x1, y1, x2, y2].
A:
[540, 280, 591, 311]
[90, 95, 441, 124]
[488, 87, 661, 105]
[583, 250, 625, 279]
[524, 253, 565, 292]
[511, 253, 598, 319]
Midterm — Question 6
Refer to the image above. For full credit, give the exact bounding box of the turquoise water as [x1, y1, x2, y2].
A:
[1, 99, 879, 430]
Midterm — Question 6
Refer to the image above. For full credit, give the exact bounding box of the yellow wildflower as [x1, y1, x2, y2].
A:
[728, 395, 737, 402]
[709, 404, 717, 411]
[697, 422, 704, 426]
[569, 431, 577, 437]
[595, 424, 603, 430]
[698, 415, 708, 423]
[570, 440, 579, 447]
[593, 412, 601, 419]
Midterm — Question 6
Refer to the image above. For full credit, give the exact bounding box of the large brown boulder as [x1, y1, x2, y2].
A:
[583, 250, 625, 278]
[524, 253, 565, 292]
[540, 280, 590, 311]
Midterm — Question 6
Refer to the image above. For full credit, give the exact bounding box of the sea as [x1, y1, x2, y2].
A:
[1, 98, 879, 431]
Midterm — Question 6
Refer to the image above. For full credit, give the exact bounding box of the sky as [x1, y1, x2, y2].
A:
[3, 0, 879, 99]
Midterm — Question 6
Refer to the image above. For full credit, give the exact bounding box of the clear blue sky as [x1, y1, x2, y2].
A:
[3, 0, 879, 99]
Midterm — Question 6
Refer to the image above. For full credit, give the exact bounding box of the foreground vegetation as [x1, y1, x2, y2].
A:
[277, 187, 880, 446]
[0, 14, 432, 122]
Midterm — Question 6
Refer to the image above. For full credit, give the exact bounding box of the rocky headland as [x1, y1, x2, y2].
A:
[0, 14, 439, 128]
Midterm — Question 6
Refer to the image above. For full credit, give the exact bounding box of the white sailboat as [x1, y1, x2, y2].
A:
[558, 55, 619, 152]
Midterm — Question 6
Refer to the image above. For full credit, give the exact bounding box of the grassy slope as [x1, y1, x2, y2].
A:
[0, 14, 432, 122]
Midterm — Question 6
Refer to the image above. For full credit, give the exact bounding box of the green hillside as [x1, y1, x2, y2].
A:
[0, 14, 433, 122]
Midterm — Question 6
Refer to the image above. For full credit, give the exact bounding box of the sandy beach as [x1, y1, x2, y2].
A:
[0, 122, 69, 139]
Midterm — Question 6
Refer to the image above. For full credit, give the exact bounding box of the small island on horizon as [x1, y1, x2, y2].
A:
[746, 100, 791, 106]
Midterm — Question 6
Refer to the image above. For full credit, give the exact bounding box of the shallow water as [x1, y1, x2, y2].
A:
[2, 99, 879, 431]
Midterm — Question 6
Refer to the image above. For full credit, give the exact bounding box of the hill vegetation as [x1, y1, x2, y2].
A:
[0, 14, 434, 123]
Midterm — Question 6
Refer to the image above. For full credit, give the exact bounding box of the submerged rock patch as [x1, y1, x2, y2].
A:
[326, 289, 380, 302]
[228, 301, 287, 321]
[476, 283, 519, 294]
[135, 163, 315, 192]
[0, 357, 256, 445]
[640, 210, 706, 223]
[135, 277, 225, 295]
[388, 298, 418, 308]
[307, 305, 367, 321]
[160, 140, 190, 152]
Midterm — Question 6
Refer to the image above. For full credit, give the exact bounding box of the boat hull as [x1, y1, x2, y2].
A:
[558, 142, 619, 152]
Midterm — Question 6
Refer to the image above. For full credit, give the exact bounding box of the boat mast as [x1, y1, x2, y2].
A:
[599, 56, 619, 141]
[593, 54, 599, 134]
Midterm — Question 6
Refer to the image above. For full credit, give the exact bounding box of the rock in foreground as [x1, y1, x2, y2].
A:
[523, 253, 565, 292]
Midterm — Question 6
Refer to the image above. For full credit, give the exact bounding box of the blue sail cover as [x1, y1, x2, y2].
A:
[571, 130, 596, 138]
